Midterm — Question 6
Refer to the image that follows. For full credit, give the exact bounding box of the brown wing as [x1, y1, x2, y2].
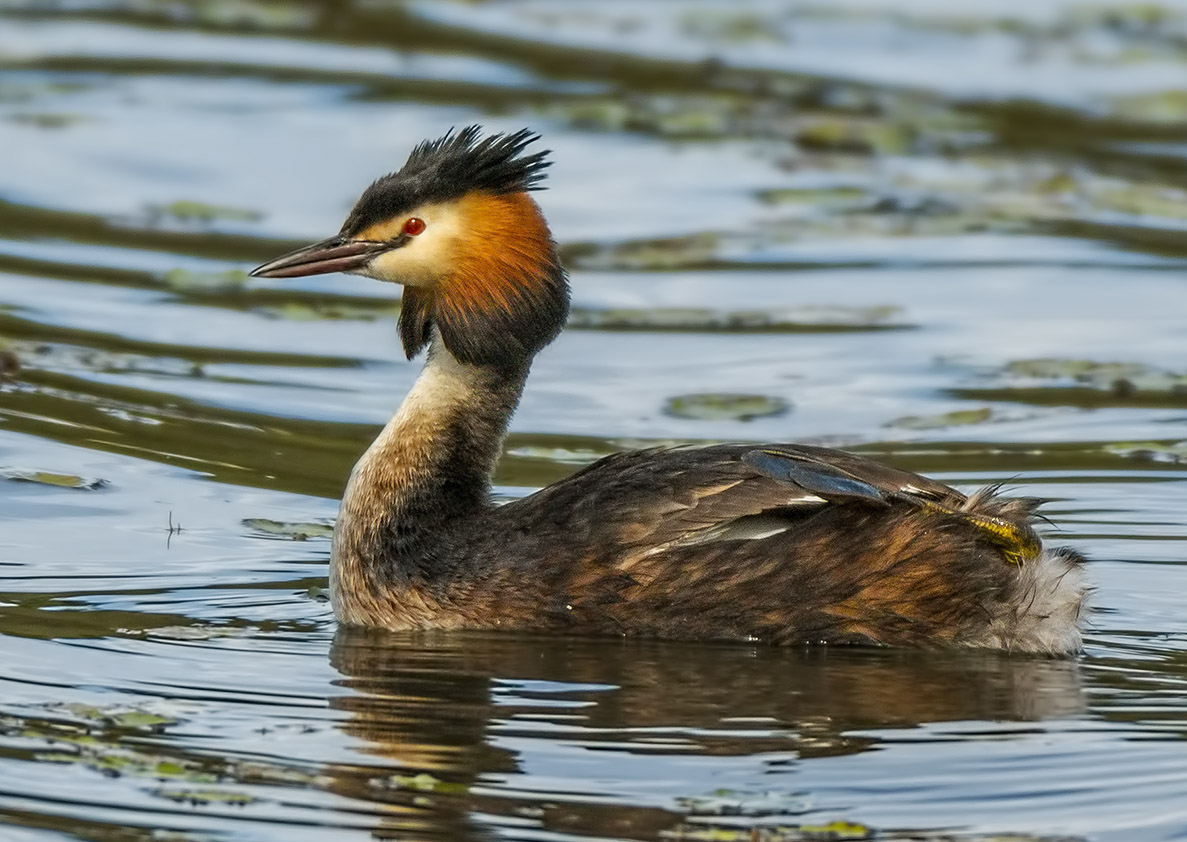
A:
[498, 445, 819, 556]
[473, 443, 1048, 645]
[499, 443, 976, 554]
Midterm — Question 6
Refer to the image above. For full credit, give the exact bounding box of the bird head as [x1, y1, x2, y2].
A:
[252, 127, 569, 367]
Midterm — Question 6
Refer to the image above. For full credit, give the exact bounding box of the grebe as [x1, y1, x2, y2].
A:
[252, 127, 1087, 655]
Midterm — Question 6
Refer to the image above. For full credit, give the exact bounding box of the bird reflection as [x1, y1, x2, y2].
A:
[327, 629, 1084, 840]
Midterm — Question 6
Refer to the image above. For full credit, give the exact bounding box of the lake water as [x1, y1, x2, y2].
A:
[2, 2, 1187, 840]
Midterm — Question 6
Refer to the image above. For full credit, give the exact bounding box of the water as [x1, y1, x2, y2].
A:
[2, 1, 1187, 839]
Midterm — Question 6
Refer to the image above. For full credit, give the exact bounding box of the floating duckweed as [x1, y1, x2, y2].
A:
[538, 94, 746, 139]
[35, 752, 83, 764]
[1005, 359, 1142, 379]
[798, 821, 874, 840]
[1066, 2, 1177, 31]
[233, 760, 323, 787]
[151, 200, 262, 225]
[679, 9, 784, 44]
[1093, 185, 1187, 220]
[7, 112, 88, 129]
[887, 407, 995, 430]
[568, 306, 904, 333]
[544, 99, 633, 132]
[12, 705, 229, 786]
[676, 788, 812, 817]
[1104, 441, 1187, 463]
[163, 268, 250, 294]
[154, 787, 257, 806]
[1112, 89, 1187, 123]
[178, 0, 316, 29]
[0, 82, 60, 103]
[14, 340, 203, 378]
[242, 518, 334, 540]
[796, 121, 912, 155]
[109, 711, 176, 729]
[574, 234, 720, 270]
[393, 772, 442, 790]
[998, 359, 1187, 395]
[648, 104, 737, 138]
[659, 828, 757, 841]
[564, 164, 1187, 271]
[141, 625, 255, 641]
[759, 187, 869, 207]
[665, 394, 790, 422]
[1034, 172, 1081, 195]
[255, 301, 397, 321]
[376, 772, 470, 794]
[506, 445, 606, 465]
[9, 704, 337, 822]
[57, 703, 177, 730]
[1, 469, 108, 490]
[658, 820, 1074, 840]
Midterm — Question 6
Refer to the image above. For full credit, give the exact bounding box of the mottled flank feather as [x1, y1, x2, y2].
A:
[459, 443, 1088, 655]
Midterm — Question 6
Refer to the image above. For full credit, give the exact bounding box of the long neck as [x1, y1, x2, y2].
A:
[330, 337, 528, 625]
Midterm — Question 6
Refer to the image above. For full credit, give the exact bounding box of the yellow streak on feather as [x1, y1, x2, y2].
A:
[918, 499, 1041, 565]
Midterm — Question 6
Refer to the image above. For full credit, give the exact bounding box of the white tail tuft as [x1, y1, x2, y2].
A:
[972, 547, 1089, 656]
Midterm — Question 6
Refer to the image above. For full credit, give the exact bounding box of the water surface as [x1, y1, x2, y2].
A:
[2, 2, 1187, 840]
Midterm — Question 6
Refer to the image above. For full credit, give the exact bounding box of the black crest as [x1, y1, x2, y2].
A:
[340, 126, 551, 236]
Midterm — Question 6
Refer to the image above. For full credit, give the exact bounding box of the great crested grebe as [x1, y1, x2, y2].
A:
[252, 127, 1087, 655]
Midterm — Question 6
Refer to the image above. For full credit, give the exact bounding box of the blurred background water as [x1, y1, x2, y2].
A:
[2, 1, 1187, 840]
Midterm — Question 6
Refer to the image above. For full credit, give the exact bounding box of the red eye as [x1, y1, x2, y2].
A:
[403, 217, 426, 236]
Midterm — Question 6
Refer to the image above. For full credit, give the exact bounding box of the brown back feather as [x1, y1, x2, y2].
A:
[453, 443, 1055, 645]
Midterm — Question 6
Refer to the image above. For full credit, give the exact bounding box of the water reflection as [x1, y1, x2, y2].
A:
[330, 629, 1085, 840]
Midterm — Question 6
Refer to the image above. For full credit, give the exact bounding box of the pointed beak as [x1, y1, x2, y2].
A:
[250, 236, 388, 279]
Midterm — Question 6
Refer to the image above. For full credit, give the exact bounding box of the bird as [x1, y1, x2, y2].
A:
[251, 126, 1087, 655]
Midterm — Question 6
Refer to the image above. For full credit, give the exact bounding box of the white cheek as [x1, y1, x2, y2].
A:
[361, 240, 439, 286]
[358, 209, 463, 286]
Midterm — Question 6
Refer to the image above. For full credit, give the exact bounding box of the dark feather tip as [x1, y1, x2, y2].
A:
[743, 450, 888, 506]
